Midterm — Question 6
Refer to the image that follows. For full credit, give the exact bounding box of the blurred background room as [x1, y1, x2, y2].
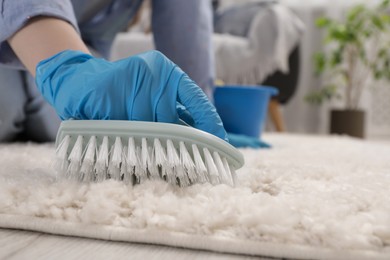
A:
[111, 0, 390, 142]
[2, 1, 390, 259]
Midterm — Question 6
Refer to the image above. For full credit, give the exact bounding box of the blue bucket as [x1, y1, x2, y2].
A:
[214, 85, 278, 138]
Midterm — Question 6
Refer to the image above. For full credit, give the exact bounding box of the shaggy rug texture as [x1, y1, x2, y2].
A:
[0, 134, 389, 260]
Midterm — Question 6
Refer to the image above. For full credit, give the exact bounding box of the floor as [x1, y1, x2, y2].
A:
[0, 228, 273, 260]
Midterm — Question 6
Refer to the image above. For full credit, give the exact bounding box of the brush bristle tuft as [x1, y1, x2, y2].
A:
[55, 135, 237, 187]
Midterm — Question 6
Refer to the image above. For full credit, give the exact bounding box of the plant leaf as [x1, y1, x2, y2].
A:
[316, 17, 331, 28]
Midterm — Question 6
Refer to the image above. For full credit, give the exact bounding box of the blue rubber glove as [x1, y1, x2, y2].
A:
[175, 104, 270, 148]
[176, 103, 268, 148]
[36, 50, 227, 140]
[227, 133, 271, 149]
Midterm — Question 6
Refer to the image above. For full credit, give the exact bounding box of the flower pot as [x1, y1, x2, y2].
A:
[330, 109, 365, 138]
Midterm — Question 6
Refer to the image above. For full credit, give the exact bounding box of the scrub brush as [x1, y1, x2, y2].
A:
[54, 120, 244, 187]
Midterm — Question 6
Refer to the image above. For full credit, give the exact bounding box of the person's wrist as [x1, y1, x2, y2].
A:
[35, 50, 94, 109]
[36, 50, 93, 81]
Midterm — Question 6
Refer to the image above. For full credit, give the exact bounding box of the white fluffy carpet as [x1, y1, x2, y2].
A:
[0, 134, 389, 260]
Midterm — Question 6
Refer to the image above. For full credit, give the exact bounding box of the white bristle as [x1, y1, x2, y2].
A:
[176, 166, 190, 187]
[160, 164, 168, 180]
[122, 146, 132, 184]
[154, 138, 167, 166]
[160, 167, 168, 180]
[192, 144, 208, 183]
[148, 146, 160, 179]
[154, 138, 168, 180]
[135, 146, 147, 183]
[203, 148, 220, 185]
[171, 142, 190, 187]
[126, 137, 138, 183]
[166, 140, 179, 185]
[108, 137, 122, 181]
[213, 152, 229, 185]
[166, 139, 181, 185]
[165, 166, 176, 185]
[230, 165, 238, 187]
[127, 137, 137, 168]
[166, 139, 180, 166]
[55, 135, 70, 178]
[67, 135, 84, 180]
[80, 136, 97, 182]
[95, 136, 109, 182]
[180, 141, 197, 184]
[222, 157, 234, 186]
[141, 138, 149, 171]
[141, 138, 159, 179]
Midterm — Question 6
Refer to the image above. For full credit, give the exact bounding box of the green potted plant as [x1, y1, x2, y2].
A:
[306, 0, 390, 138]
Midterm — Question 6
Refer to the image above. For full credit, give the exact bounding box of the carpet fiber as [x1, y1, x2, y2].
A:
[0, 134, 389, 260]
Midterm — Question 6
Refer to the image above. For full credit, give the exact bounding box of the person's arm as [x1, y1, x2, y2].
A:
[5, 8, 228, 141]
[152, 0, 215, 99]
[8, 17, 90, 76]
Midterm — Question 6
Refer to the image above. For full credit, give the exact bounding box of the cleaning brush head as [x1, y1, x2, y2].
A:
[55, 120, 244, 187]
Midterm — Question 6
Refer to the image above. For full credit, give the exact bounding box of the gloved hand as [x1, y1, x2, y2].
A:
[36, 50, 227, 140]
[227, 133, 271, 149]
